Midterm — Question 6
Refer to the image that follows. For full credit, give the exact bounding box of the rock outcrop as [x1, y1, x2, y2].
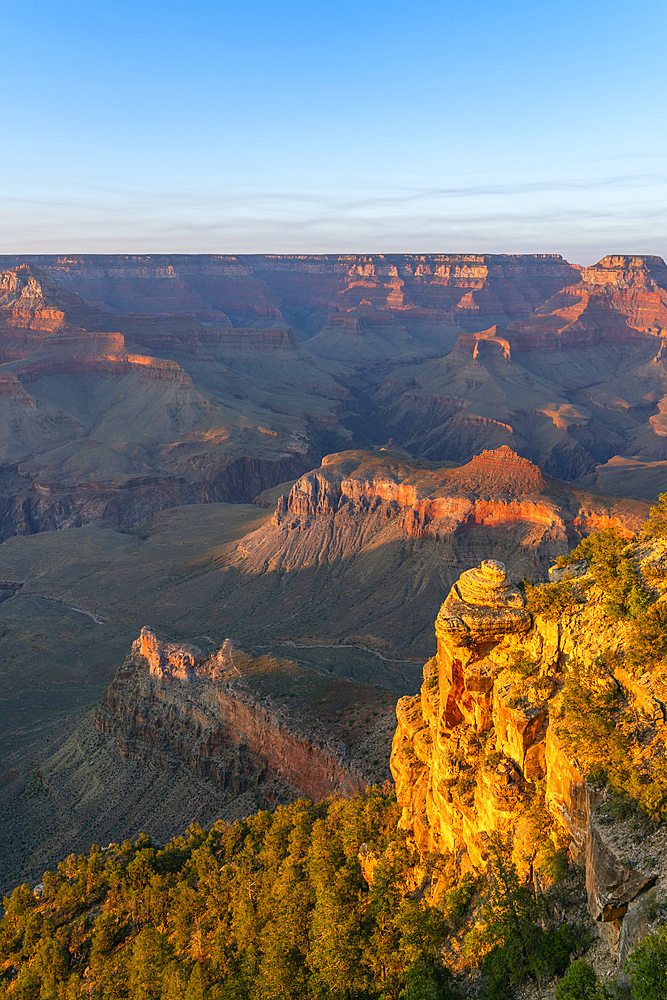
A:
[0, 263, 99, 334]
[390, 558, 663, 955]
[95, 628, 395, 806]
[391, 560, 553, 865]
[434, 559, 531, 647]
[225, 448, 646, 662]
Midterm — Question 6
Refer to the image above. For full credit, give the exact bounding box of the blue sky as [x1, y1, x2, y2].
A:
[1, 0, 665, 262]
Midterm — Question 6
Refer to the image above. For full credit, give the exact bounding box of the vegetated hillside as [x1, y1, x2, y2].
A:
[0, 255, 667, 543]
[4, 502, 667, 999]
[1, 789, 468, 1000]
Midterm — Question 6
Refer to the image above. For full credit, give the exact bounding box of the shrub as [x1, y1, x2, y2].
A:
[508, 653, 540, 679]
[645, 891, 661, 922]
[525, 580, 584, 620]
[555, 959, 607, 1000]
[642, 493, 667, 541]
[627, 602, 667, 672]
[480, 841, 575, 997]
[442, 872, 481, 925]
[561, 528, 650, 622]
[557, 662, 630, 790]
[483, 923, 575, 999]
[557, 660, 626, 767]
[535, 840, 569, 884]
[624, 926, 667, 999]
[455, 771, 477, 798]
[557, 659, 667, 820]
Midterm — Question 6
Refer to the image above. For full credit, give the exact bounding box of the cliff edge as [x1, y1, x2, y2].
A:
[391, 553, 667, 960]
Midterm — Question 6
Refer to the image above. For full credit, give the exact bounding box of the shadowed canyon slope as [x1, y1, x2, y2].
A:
[0, 264, 354, 536]
[0, 445, 643, 676]
[230, 447, 646, 656]
[0, 254, 666, 537]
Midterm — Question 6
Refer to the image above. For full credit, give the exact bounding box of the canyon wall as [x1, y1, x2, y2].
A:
[509, 254, 667, 345]
[391, 558, 665, 958]
[1, 254, 666, 545]
[0, 254, 581, 333]
[3, 253, 664, 348]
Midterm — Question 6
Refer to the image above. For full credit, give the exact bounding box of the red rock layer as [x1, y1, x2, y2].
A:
[272, 448, 644, 546]
[508, 255, 667, 346]
[95, 630, 367, 803]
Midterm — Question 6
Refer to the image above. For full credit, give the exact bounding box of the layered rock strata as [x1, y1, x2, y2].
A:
[509, 255, 667, 345]
[0, 262, 354, 536]
[390, 559, 661, 952]
[0, 263, 99, 333]
[0, 254, 580, 332]
[1, 255, 667, 542]
[260, 447, 645, 572]
[226, 448, 647, 661]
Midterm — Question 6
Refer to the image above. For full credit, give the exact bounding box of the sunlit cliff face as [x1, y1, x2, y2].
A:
[391, 551, 664, 956]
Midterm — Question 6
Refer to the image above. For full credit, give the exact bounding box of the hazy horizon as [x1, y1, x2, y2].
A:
[0, 248, 662, 269]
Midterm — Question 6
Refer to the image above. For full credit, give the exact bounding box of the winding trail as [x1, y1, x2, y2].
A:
[255, 640, 422, 664]
[64, 605, 107, 625]
[18, 593, 113, 626]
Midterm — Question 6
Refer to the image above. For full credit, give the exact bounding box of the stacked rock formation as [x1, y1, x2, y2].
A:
[391, 560, 549, 866]
[435, 558, 531, 647]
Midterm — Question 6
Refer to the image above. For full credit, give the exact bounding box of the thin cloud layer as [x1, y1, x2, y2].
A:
[2, 167, 665, 264]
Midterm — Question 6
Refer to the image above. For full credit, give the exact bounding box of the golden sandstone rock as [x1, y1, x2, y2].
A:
[390, 557, 659, 953]
[435, 559, 531, 646]
[391, 559, 547, 868]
